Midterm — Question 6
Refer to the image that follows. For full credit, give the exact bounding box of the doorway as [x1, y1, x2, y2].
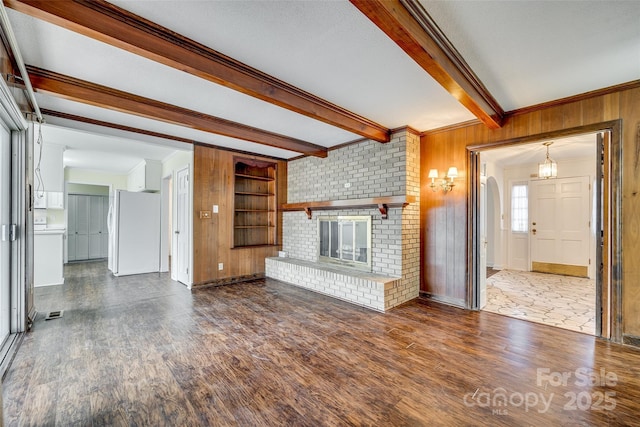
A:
[66, 184, 110, 263]
[469, 122, 622, 341]
[173, 166, 190, 286]
[160, 174, 172, 273]
[0, 122, 11, 345]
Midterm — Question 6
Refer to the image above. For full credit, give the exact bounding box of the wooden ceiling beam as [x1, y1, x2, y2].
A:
[350, 0, 504, 129]
[5, 0, 390, 142]
[28, 66, 327, 157]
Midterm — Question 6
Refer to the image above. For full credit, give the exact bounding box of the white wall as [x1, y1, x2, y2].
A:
[497, 156, 596, 272]
[65, 168, 127, 190]
[162, 150, 193, 178]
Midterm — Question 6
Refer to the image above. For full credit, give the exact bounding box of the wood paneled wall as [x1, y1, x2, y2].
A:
[192, 144, 286, 286]
[421, 85, 640, 341]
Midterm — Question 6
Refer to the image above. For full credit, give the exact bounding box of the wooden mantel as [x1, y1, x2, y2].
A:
[281, 195, 416, 219]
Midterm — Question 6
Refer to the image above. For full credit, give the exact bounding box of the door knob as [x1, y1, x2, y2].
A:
[175, 230, 180, 234]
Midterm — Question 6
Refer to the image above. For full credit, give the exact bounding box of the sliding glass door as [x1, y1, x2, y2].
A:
[0, 122, 9, 345]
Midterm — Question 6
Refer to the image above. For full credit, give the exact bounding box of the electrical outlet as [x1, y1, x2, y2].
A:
[218, 262, 223, 271]
[344, 182, 351, 188]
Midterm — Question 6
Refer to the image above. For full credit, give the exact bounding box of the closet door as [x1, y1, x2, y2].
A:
[74, 195, 90, 260]
[88, 196, 103, 259]
[67, 195, 77, 261]
[100, 197, 109, 258]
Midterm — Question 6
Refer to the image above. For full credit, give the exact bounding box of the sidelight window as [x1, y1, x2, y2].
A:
[511, 183, 529, 232]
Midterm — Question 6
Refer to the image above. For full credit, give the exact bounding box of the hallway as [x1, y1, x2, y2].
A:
[3, 261, 640, 425]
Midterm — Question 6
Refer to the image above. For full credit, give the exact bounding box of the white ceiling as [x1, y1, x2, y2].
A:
[422, 0, 640, 111]
[481, 133, 597, 169]
[4, 1, 640, 172]
[39, 122, 187, 174]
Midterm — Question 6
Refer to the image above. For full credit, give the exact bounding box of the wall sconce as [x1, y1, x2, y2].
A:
[428, 167, 458, 192]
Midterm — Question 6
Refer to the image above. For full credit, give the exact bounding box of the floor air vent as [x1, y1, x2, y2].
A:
[45, 310, 64, 321]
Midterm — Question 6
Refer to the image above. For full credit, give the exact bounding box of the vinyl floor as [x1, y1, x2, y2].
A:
[3, 261, 640, 426]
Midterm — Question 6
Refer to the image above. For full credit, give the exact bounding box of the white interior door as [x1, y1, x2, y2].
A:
[0, 123, 11, 343]
[175, 167, 190, 285]
[530, 176, 591, 276]
[479, 180, 487, 308]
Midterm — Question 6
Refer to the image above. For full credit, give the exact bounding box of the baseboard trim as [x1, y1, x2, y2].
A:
[532, 261, 588, 278]
[622, 334, 640, 349]
[419, 291, 465, 309]
[192, 273, 265, 289]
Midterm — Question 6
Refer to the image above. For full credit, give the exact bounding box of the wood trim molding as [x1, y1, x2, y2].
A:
[28, 66, 327, 157]
[6, 0, 390, 143]
[508, 80, 640, 117]
[281, 195, 416, 219]
[421, 118, 483, 136]
[390, 125, 421, 136]
[40, 109, 289, 161]
[423, 80, 640, 136]
[350, 0, 503, 129]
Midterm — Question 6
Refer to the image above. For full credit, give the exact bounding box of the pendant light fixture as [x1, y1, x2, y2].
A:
[538, 141, 557, 179]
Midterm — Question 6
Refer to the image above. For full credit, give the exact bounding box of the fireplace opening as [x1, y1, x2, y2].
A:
[318, 215, 372, 270]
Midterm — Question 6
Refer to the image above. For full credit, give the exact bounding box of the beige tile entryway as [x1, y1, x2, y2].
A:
[484, 269, 595, 334]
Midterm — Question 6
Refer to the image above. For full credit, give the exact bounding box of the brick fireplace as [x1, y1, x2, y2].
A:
[265, 129, 420, 312]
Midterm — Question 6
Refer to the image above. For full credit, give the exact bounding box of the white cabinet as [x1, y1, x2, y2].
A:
[46, 191, 64, 209]
[34, 230, 65, 286]
[127, 159, 161, 192]
[68, 195, 108, 261]
[36, 143, 65, 192]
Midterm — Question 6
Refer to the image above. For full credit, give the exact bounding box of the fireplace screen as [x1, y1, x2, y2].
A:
[318, 216, 371, 270]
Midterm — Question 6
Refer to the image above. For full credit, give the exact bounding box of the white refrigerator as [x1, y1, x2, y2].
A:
[108, 190, 161, 276]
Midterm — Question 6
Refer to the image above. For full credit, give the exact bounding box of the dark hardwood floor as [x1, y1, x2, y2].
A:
[4, 261, 640, 426]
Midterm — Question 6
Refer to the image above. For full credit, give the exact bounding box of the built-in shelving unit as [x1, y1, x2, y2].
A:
[281, 195, 416, 219]
[233, 158, 277, 247]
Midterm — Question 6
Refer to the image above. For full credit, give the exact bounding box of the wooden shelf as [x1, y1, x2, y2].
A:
[235, 191, 274, 196]
[281, 195, 416, 219]
[235, 173, 274, 182]
[233, 159, 277, 247]
[231, 244, 280, 250]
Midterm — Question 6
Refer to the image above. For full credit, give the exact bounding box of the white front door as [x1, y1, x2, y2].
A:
[0, 123, 11, 343]
[530, 176, 591, 276]
[175, 167, 190, 285]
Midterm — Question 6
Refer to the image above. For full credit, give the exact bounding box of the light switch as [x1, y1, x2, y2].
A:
[199, 210, 211, 219]
[213, 205, 219, 213]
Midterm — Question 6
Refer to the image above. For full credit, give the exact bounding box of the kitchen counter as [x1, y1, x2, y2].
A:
[34, 228, 65, 287]
[34, 227, 65, 235]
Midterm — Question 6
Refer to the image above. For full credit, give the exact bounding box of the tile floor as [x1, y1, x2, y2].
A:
[483, 269, 595, 335]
